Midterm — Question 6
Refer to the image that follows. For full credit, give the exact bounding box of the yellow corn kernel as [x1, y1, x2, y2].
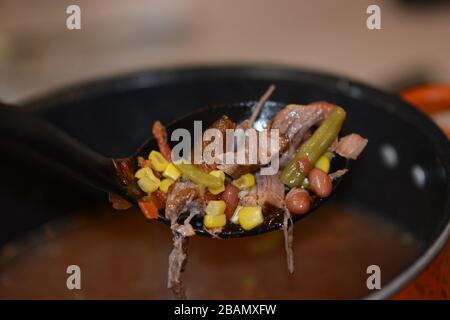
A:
[238, 206, 264, 231]
[163, 163, 181, 181]
[203, 214, 227, 229]
[149, 150, 169, 172]
[135, 167, 160, 193]
[208, 185, 225, 195]
[135, 167, 152, 179]
[315, 155, 330, 174]
[209, 170, 225, 180]
[232, 173, 255, 190]
[137, 175, 160, 193]
[205, 200, 226, 216]
[208, 170, 225, 195]
[159, 178, 174, 193]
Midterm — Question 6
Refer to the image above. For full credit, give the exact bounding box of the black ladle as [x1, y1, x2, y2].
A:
[0, 101, 348, 238]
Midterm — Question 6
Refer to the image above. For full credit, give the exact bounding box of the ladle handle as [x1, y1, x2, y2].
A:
[0, 103, 125, 198]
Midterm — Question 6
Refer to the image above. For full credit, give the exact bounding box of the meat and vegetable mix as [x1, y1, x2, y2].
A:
[110, 86, 368, 299]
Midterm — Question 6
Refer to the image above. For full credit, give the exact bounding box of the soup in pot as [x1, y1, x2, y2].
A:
[0, 203, 421, 299]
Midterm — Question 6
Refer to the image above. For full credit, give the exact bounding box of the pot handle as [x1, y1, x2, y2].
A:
[393, 83, 450, 299]
[400, 84, 450, 138]
[401, 84, 450, 113]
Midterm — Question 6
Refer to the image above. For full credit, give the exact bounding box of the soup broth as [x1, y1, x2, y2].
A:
[0, 203, 421, 299]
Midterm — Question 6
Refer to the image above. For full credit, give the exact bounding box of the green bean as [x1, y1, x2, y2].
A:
[279, 106, 346, 188]
[174, 163, 224, 189]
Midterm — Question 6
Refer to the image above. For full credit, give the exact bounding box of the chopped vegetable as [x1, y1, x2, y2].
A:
[137, 176, 160, 193]
[149, 150, 169, 172]
[174, 162, 224, 189]
[208, 170, 226, 195]
[209, 170, 225, 180]
[315, 154, 331, 174]
[204, 214, 227, 229]
[152, 121, 172, 161]
[205, 200, 226, 216]
[135, 167, 161, 193]
[238, 206, 264, 231]
[159, 178, 174, 193]
[280, 107, 346, 188]
[163, 163, 182, 181]
[149, 190, 167, 209]
[135, 167, 152, 179]
[232, 173, 255, 190]
[138, 198, 159, 219]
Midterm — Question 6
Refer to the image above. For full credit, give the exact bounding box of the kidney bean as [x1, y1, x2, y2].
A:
[221, 183, 239, 219]
[285, 189, 311, 215]
[308, 168, 332, 198]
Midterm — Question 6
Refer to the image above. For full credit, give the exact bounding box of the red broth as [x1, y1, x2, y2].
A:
[0, 204, 421, 299]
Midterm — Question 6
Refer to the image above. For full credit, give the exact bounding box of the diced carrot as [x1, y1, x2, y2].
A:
[138, 198, 159, 219]
[152, 121, 172, 161]
[150, 190, 167, 209]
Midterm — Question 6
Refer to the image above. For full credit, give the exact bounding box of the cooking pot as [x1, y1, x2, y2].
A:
[0, 65, 449, 299]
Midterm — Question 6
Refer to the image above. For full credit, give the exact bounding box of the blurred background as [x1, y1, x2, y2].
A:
[0, 0, 449, 103]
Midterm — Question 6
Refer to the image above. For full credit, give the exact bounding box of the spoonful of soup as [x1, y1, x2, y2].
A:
[123, 86, 366, 238]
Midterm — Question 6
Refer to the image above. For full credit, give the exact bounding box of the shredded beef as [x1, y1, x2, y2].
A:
[165, 180, 205, 299]
[167, 232, 189, 299]
[332, 133, 368, 160]
[282, 208, 294, 274]
[329, 168, 349, 181]
[256, 173, 285, 214]
[165, 181, 201, 224]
